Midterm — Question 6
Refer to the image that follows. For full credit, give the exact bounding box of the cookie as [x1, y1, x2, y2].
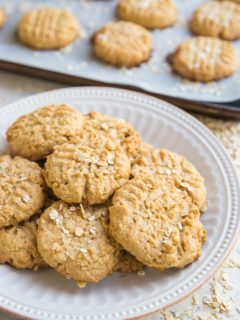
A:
[44, 136, 130, 204]
[131, 144, 206, 210]
[17, 7, 80, 49]
[37, 201, 121, 285]
[92, 21, 152, 67]
[0, 217, 45, 269]
[221, 0, 240, 3]
[0, 9, 5, 28]
[83, 112, 141, 158]
[113, 251, 144, 273]
[168, 37, 238, 82]
[0, 155, 46, 228]
[190, 1, 240, 41]
[6, 104, 84, 161]
[118, 0, 177, 29]
[110, 174, 206, 270]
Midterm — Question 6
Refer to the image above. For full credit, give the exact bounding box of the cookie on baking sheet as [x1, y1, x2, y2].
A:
[109, 174, 206, 270]
[113, 251, 144, 273]
[221, 0, 240, 3]
[0, 217, 45, 269]
[118, 0, 177, 29]
[6, 104, 84, 161]
[0, 9, 5, 28]
[83, 112, 141, 158]
[0, 155, 46, 228]
[37, 201, 121, 285]
[168, 37, 238, 82]
[17, 7, 80, 49]
[131, 144, 206, 210]
[44, 136, 130, 204]
[190, 1, 240, 41]
[92, 21, 152, 67]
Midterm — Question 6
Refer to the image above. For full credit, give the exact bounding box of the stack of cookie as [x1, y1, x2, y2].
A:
[0, 104, 207, 288]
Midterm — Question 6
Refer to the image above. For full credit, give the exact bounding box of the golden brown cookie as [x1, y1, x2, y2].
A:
[37, 201, 121, 285]
[221, 0, 240, 3]
[0, 217, 45, 269]
[131, 144, 206, 210]
[44, 136, 131, 204]
[190, 1, 240, 41]
[92, 21, 152, 67]
[113, 251, 144, 273]
[17, 7, 80, 49]
[6, 104, 84, 161]
[118, 0, 177, 29]
[168, 36, 238, 82]
[0, 155, 46, 228]
[0, 9, 5, 28]
[83, 112, 141, 158]
[110, 174, 206, 270]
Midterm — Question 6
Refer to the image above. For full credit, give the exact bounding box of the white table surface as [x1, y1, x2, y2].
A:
[0, 71, 239, 320]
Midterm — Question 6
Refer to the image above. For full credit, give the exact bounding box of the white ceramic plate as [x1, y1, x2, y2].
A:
[0, 87, 239, 320]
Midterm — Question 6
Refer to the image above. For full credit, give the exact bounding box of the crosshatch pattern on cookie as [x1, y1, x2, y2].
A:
[191, 1, 240, 40]
[169, 37, 239, 82]
[118, 0, 177, 29]
[92, 21, 152, 67]
[17, 7, 80, 49]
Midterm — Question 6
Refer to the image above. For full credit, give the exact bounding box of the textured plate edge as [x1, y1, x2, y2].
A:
[0, 86, 239, 320]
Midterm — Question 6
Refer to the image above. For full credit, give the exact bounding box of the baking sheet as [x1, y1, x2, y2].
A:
[0, 0, 240, 103]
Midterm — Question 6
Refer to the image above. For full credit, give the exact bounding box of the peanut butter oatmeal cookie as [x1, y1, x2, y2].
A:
[37, 201, 121, 285]
[0, 155, 46, 228]
[168, 36, 238, 81]
[190, 1, 240, 41]
[92, 21, 152, 67]
[118, 0, 177, 29]
[0, 216, 45, 269]
[83, 112, 141, 158]
[6, 104, 84, 161]
[44, 136, 130, 204]
[113, 251, 144, 273]
[110, 174, 206, 270]
[17, 7, 80, 49]
[131, 144, 206, 210]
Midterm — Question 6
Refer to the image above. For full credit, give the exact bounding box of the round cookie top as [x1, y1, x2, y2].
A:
[0, 9, 5, 28]
[113, 251, 144, 273]
[168, 36, 238, 82]
[17, 7, 80, 49]
[92, 21, 152, 67]
[110, 174, 206, 270]
[0, 217, 45, 269]
[6, 104, 84, 161]
[83, 112, 141, 158]
[37, 201, 122, 285]
[221, 0, 240, 3]
[190, 1, 240, 41]
[44, 136, 131, 204]
[131, 144, 206, 210]
[118, 0, 177, 29]
[0, 155, 46, 228]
